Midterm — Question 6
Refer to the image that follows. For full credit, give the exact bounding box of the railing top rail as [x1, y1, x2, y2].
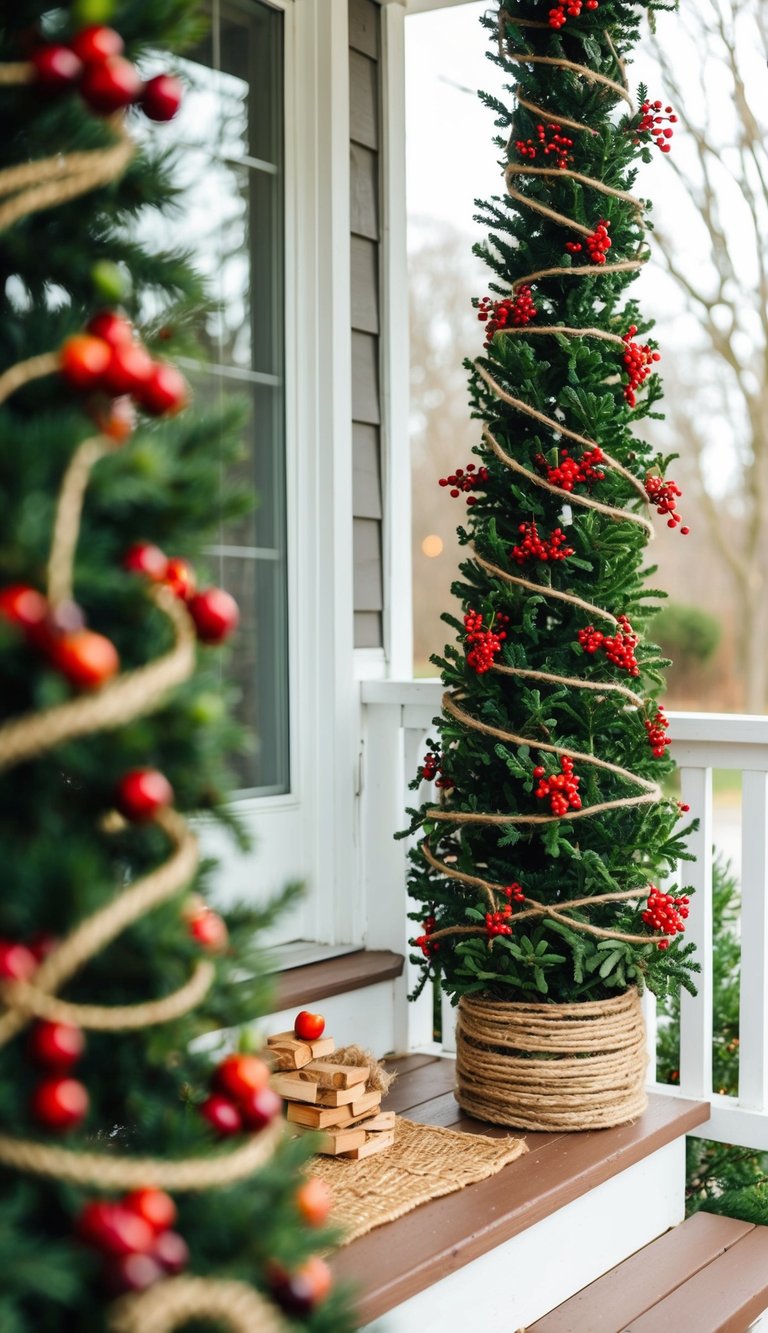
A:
[361, 681, 768, 747]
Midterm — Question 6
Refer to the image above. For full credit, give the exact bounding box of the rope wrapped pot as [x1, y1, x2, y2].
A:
[455, 990, 648, 1131]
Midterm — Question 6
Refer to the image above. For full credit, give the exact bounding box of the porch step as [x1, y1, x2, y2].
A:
[273, 948, 404, 1010]
[330, 1055, 708, 1330]
[531, 1209, 768, 1333]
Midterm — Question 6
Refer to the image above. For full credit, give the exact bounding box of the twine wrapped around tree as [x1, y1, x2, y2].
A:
[455, 990, 648, 1131]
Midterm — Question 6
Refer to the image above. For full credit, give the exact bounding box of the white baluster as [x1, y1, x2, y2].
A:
[738, 770, 768, 1109]
[678, 765, 713, 1101]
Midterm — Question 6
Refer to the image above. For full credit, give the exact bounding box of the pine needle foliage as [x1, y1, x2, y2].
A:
[403, 0, 699, 1008]
[0, 4, 354, 1329]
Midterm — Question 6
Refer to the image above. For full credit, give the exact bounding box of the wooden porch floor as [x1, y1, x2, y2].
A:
[330, 1053, 709, 1326]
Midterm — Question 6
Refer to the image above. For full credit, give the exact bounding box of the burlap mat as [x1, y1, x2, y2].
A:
[313, 1115, 526, 1245]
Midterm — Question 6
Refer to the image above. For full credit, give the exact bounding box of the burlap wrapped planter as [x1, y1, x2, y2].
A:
[455, 988, 648, 1131]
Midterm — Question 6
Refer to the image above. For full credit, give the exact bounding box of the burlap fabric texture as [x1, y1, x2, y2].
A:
[456, 989, 648, 1131]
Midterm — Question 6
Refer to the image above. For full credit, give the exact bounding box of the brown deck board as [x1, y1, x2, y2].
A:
[275, 949, 402, 1010]
[532, 1212, 755, 1332]
[624, 1224, 768, 1333]
[331, 1057, 708, 1326]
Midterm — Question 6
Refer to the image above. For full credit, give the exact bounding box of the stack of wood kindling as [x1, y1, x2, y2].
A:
[267, 1032, 395, 1160]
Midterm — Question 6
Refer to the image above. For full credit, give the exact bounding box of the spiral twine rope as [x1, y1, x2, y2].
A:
[425, 18, 670, 1128]
[0, 81, 290, 1331]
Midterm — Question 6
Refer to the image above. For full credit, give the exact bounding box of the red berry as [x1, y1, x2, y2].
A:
[79, 56, 141, 114]
[70, 25, 124, 63]
[188, 909, 229, 953]
[152, 1229, 189, 1275]
[295, 1177, 333, 1227]
[164, 557, 196, 602]
[86, 310, 133, 348]
[0, 940, 37, 983]
[294, 1010, 325, 1041]
[48, 629, 119, 690]
[29, 1020, 85, 1070]
[32, 45, 83, 90]
[103, 1253, 164, 1295]
[101, 341, 154, 397]
[60, 334, 111, 391]
[115, 768, 174, 822]
[215, 1054, 270, 1102]
[140, 73, 183, 122]
[78, 1201, 155, 1256]
[31, 1076, 89, 1132]
[239, 1084, 282, 1131]
[270, 1256, 333, 1317]
[136, 362, 189, 417]
[0, 585, 48, 636]
[122, 542, 168, 582]
[187, 588, 240, 644]
[123, 1188, 177, 1235]
[200, 1093, 243, 1136]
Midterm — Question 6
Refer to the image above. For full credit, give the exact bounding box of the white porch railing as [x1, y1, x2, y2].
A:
[361, 680, 768, 1152]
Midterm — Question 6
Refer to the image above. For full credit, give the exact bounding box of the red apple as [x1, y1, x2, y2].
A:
[101, 341, 153, 397]
[31, 1076, 89, 1132]
[115, 769, 174, 822]
[0, 940, 37, 983]
[200, 1093, 242, 1136]
[187, 588, 239, 644]
[70, 25, 124, 63]
[78, 1201, 155, 1255]
[239, 1084, 282, 1131]
[29, 1020, 85, 1070]
[60, 334, 111, 391]
[136, 362, 189, 417]
[140, 73, 183, 122]
[215, 1054, 270, 1102]
[79, 55, 141, 114]
[123, 1188, 177, 1235]
[188, 909, 228, 954]
[0, 585, 48, 636]
[32, 44, 83, 90]
[86, 310, 133, 348]
[48, 629, 119, 690]
[123, 542, 168, 581]
[294, 1010, 325, 1042]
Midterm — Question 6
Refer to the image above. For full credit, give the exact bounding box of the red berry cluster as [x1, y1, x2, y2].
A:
[414, 915, 439, 958]
[61, 311, 188, 429]
[645, 706, 671, 758]
[548, 0, 599, 26]
[77, 1188, 188, 1296]
[510, 521, 574, 565]
[123, 542, 240, 644]
[622, 326, 661, 407]
[477, 288, 537, 346]
[485, 905, 513, 937]
[533, 757, 582, 816]
[31, 26, 182, 121]
[438, 461, 489, 505]
[644, 474, 689, 535]
[515, 123, 575, 170]
[464, 610, 509, 673]
[535, 446, 605, 492]
[642, 884, 689, 949]
[577, 615, 640, 676]
[0, 584, 119, 691]
[503, 883, 526, 904]
[637, 100, 677, 154]
[200, 1053, 282, 1138]
[566, 219, 611, 265]
[419, 751, 454, 790]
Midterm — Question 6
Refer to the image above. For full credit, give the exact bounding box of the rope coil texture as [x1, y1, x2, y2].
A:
[0, 89, 287, 1329]
[455, 990, 648, 1130]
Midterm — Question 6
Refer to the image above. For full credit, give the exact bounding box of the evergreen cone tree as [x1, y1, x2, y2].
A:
[0, 4, 352, 1330]
[405, 1, 700, 1024]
